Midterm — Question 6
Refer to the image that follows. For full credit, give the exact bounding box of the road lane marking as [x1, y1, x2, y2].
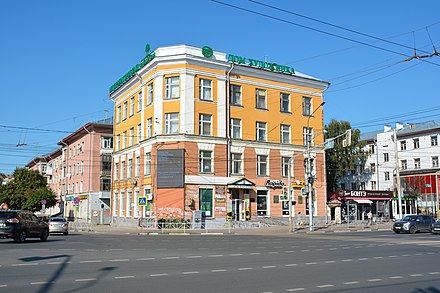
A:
[115, 276, 134, 279]
[238, 267, 253, 270]
[306, 262, 317, 265]
[208, 255, 223, 257]
[12, 263, 39, 266]
[368, 279, 383, 282]
[286, 288, 305, 292]
[358, 258, 369, 260]
[344, 281, 359, 285]
[268, 252, 279, 254]
[80, 260, 102, 263]
[75, 278, 97, 282]
[150, 273, 168, 277]
[373, 256, 383, 259]
[324, 260, 336, 263]
[263, 266, 277, 269]
[317, 284, 334, 288]
[429, 272, 440, 275]
[388, 255, 397, 258]
[182, 271, 200, 275]
[300, 250, 309, 252]
[0, 285, 7, 288]
[250, 252, 262, 255]
[187, 255, 202, 258]
[109, 259, 129, 262]
[136, 257, 155, 261]
[285, 264, 298, 267]
[163, 257, 180, 260]
[410, 274, 423, 277]
[342, 259, 353, 262]
[211, 269, 227, 272]
[389, 276, 403, 279]
[284, 251, 295, 253]
[47, 262, 63, 265]
[229, 254, 243, 256]
[31, 281, 53, 285]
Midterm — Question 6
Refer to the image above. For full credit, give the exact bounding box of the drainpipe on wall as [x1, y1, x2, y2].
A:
[226, 63, 234, 178]
[83, 126, 92, 223]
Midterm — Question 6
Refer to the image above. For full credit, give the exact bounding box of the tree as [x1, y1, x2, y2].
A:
[0, 168, 56, 211]
[325, 119, 369, 192]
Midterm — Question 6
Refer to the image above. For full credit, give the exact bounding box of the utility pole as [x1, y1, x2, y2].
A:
[394, 128, 403, 220]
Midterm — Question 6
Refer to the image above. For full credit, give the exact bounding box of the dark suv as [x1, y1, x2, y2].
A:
[0, 210, 49, 243]
[393, 214, 435, 234]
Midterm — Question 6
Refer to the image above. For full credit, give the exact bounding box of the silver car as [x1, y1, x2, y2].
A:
[48, 217, 69, 235]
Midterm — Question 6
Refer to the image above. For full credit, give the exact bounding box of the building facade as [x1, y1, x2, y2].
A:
[340, 121, 440, 219]
[110, 44, 329, 227]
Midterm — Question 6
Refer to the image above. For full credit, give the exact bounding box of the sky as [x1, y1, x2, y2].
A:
[1, 0, 439, 174]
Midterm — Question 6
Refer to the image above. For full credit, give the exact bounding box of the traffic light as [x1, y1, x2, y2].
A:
[343, 129, 352, 147]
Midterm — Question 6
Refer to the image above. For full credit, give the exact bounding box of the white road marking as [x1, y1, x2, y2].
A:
[107, 249, 123, 251]
[263, 266, 277, 269]
[389, 276, 403, 279]
[58, 249, 75, 251]
[250, 252, 262, 255]
[342, 259, 353, 262]
[401, 254, 411, 257]
[208, 255, 223, 257]
[358, 258, 369, 260]
[229, 254, 243, 256]
[136, 257, 155, 261]
[344, 281, 359, 285]
[324, 260, 336, 263]
[429, 272, 440, 275]
[285, 264, 298, 267]
[368, 279, 383, 282]
[187, 255, 202, 258]
[163, 256, 180, 260]
[317, 284, 334, 288]
[410, 274, 423, 277]
[47, 262, 63, 265]
[373, 256, 383, 259]
[285, 251, 295, 253]
[80, 260, 102, 263]
[114, 276, 134, 279]
[238, 267, 253, 270]
[109, 259, 129, 262]
[388, 255, 397, 258]
[0, 285, 6, 288]
[306, 262, 317, 265]
[75, 278, 97, 282]
[286, 288, 305, 292]
[150, 273, 168, 277]
[268, 252, 279, 254]
[300, 250, 309, 252]
[30, 281, 52, 285]
[182, 271, 200, 274]
[211, 269, 227, 272]
[12, 263, 38, 266]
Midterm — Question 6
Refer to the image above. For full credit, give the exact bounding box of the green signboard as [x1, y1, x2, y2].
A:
[227, 54, 295, 75]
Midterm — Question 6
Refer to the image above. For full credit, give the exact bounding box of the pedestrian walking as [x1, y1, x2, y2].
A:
[367, 210, 373, 225]
[297, 212, 303, 228]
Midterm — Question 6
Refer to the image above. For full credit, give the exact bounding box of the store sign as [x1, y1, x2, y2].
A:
[109, 47, 156, 93]
[265, 179, 285, 188]
[228, 54, 295, 75]
[345, 191, 367, 197]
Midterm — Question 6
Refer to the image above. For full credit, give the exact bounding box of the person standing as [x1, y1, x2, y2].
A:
[367, 210, 373, 225]
[297, 212, 303, 228]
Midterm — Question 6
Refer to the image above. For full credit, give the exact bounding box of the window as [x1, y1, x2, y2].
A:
[413, 138, 420, 149]
[230, 84, 241, 105]
[370, 163, 376, 173]
[137, 124, 142, 143]
[165, 113, 179, 134]
[137, 92, 142, 112]
[199, 151, 213, 173]
[145, 153, 151, 176]
[231, 153, 243, 175]
[280, 93, 290, 112]
[400, 140, 406, 151]
[401, 160, 407, 170]
[116, 135, 120, 151]
[130, 97, 135, 116]
[199, 114, 212, 136]
[282, 157, 292, 177]
[414, 158, 421, 169]
[129, 127, 134, 146]
[302, 96, 312, 116]
[134, 190, 140, 218]
[123, 101, 128, 120]
[135, 156, 140, 177]
[257, 190, 268, 216]
[432, 156, 439, 167]
[384, 172, 390, 181]
[303, 127, 313, 146]
[127, 190, 132, 217]
[257, 155, 268, 176]
[432, 135, 438, 146]
[146, 118, 153, 138]
[147, 83, 153, 105]
[101, 137, 113, 149]
[113, 191, 118, 216]
[371, 181, 377, 190]
[122, 131, 127, 149]
[199, 189, 213, 217]
[117, 106, 122, 123]
[231, 118, 241, 139]
[127, 159, 132, 179]
[120, 191, 125, 217]
[165, 76, 179, 99]
[369, 144, 375, 154]
[256, 89, 267, 109]
[144, 188, 151, 217]
[199, 78, 212, 101]
[114, 163, 119, 180]
[351, 183, 357, 190]
[384, 153, 389, 162]
[280, 124, 290, 144]
[121, 161, 126, 180]
[256, 122, 267, 142]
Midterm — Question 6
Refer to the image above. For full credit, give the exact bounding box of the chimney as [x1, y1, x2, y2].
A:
[384, 125, 392, 132]
[396, 122, 404, 130]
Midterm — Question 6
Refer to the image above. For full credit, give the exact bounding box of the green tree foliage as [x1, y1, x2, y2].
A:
[325, 119, 369, 192]
[0, 168, 56, 211]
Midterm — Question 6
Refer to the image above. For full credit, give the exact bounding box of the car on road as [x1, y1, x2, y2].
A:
[431, 219, 440, 234]
[393, 214, 435, 234]
[0, 210, 49, 243]
[48, 217, 69, 235]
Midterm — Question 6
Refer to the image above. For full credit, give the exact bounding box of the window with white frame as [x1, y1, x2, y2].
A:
[400, 140, 406, 151]
[282, 157, 292, 177]
[432, 135, 438, 146]
[231, 153, 243, 175]
[414, 158, 421, 169]
[121, 161, 126, 180]
[135, 156, 140, 177]
[384, 153, 389, 162]
[199, 78, 212, 101]
[302, 96, 312, 116]
[165, 76, 179, 99]
[123, 101, 128, 120]
[134, 190, 140, 218]
[117, 106, 121, 123]
[413, 138, 420, 149]
[369, 144, 375, 154]
[137, 92, 142, 112]
[303, 127, 313, 146]
[122, 131, 127, 149]
[101, 136, 113, 149]
[230, 84, 241, 105]
[401, 160, 407, 170]
[147, 82, 153, 105]
[199, 114, 212, 136]
[127, 190, 132, 217]
[384, 171, 390, 181]
[257, 155, 268, 176]
[145, 152, 151, 176]
[165, 113, 179, 134]
[120, 190, 125, 217]
[280, 124, 290, 144]
[199, 150, 213, 173]
[256, 121, 267, 142]
[256, 89, 267, 109]
[432, 156, 439, 167]
[370, 163, 376, 173]
[114, 162, 119, 180]
[130, 97, 135, 116]
[137, 124, 142, 143]
[113, 191, 118, 216]
[231, 118, 241, 139]
[129, 127, 134, 146]
[127, 159, 132, 179]
[116, 135, 120, 151]
[280, 93, 290, 112]
[146, 118, 152, 138]
[371, 181, 377, 190]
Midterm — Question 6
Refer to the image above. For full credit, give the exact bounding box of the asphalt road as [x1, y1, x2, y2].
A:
[1, 231, 440, 293]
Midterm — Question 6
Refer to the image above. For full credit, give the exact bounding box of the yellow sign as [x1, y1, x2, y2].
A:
[291, 180, 305, 188]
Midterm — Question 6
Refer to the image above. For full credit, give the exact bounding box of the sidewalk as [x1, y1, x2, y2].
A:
[77, 222, 393, 236]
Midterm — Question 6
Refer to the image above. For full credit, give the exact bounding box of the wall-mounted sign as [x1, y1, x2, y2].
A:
[265, 179, 285, 188]
[228, 54, 295, 75]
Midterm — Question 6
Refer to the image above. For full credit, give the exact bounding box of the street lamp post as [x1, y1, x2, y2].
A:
[306, 101, 325, 232]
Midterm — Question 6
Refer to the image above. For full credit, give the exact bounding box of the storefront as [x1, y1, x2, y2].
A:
[329, 190, 393, 222]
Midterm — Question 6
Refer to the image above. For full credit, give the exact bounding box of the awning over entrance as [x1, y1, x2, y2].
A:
[227, 178, 256, 189]
[353, 199, 373, 204]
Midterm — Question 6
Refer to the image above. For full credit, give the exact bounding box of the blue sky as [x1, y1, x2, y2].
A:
[1, 0, 439, 174]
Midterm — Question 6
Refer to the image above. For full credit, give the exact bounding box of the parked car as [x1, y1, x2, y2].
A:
[431, 219, 440, 234]
[0, 210, 49, 243]
[393, 214, 435, 234]
[48, 217, 69, 235]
